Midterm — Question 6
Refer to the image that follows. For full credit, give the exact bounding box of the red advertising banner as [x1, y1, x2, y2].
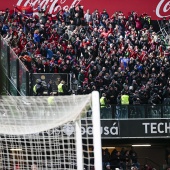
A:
[15, 5, 33, 15]
[0, 0, 170, 20]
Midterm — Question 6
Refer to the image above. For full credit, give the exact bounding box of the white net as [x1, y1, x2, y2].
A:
[0, 94, 101, 170]
[81, 118, 95, 170]
[0, 122, 77, 169]
[0, 95, 91, 135]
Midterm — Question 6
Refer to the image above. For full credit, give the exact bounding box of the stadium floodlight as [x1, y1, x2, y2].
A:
[0, 91, 102, 170]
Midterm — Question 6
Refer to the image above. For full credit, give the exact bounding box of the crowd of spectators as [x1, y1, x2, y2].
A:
[0, 6, 170, 104]
[102, 147, 139, 170]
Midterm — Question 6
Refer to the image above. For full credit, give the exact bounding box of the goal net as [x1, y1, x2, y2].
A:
[0, 91, 102, 170]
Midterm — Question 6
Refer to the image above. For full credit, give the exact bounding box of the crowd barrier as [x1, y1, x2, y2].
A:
[100, 104, 170, 119]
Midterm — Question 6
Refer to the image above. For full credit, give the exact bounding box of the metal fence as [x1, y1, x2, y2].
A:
[100, 104, 170, 119]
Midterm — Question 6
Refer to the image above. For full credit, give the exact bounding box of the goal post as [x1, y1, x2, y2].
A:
[92, 91, 102, 170]
[0, 91, 102, 170]
[76, 119, 83, 170]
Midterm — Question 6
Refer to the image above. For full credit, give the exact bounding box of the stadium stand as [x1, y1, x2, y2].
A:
[0, 6, 170, 106]
[0, 6, 170, 170]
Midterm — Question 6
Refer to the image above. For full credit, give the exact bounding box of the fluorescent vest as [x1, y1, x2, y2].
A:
[100, 97, 106, 108]
[33, 84, 37, 94]
[121, 95, 129, 105]
[58, 83, 63, 93]
[48, 96, 55, 105]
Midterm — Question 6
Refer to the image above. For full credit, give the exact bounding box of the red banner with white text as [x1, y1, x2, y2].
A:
[0, 0, 170, 20]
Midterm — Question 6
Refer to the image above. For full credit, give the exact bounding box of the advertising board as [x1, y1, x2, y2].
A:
[0, 0, 169, 20]
[2, 119, 170, 139]
[81, 119, 170, 138]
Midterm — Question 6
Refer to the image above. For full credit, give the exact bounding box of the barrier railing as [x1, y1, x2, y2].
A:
[100, 104, 170, 119]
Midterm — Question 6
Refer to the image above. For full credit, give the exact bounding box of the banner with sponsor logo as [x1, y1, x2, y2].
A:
[2, 119, 170, 139]
[81, 119, 170, 138]
[0, 0, 169, 20]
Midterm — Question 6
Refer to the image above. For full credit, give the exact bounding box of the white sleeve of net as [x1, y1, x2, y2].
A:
[92, 91, 102, 170]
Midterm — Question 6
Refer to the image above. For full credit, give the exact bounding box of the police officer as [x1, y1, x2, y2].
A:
[47, 96, 55, 105]
[120, 92, 129, 118]
[58, 80, 67, 95]
[33, 79, 45, 96]
[121, 92, 130, 105]
[100, 93, 109, 118]
[100, 93, 107, 108]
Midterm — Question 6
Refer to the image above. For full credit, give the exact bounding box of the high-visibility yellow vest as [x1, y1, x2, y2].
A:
[121, 95, 129, 105]
[100, 97, 106, 108]
[148, 18, 151, 24]
[48, 96, 55, 105]
[58, 83, 63, 93]
[33, 84, 37, 94]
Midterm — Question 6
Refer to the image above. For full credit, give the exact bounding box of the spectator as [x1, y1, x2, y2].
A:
[110, 151, 123, 169]
[47, 79, 53, 95]
[33, 29, 41, 46]
[102, 148, 111, 169]
[33, 79, 45, 96]
[78, 69, 85, 86]
[84, 9, 92, 24]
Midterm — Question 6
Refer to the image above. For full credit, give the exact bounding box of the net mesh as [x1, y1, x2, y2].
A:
[0, 122, 77, 169]
[0, 95, 91, 135]
[81, 118, 95, 170]
[0, 95, 95, 170]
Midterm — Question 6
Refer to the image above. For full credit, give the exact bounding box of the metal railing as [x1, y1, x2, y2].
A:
[100, 104, 170, 119]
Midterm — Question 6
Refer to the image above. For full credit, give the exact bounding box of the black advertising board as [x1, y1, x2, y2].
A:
[81, 119, 170, 138]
